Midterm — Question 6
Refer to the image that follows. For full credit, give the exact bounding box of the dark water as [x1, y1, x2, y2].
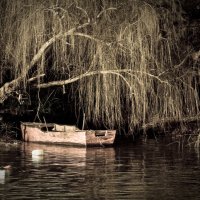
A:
[0, 139, 200, 200]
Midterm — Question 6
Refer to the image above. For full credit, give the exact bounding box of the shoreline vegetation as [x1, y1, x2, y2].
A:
[0, 117, 199, 148]
[0, 0, 199, 145]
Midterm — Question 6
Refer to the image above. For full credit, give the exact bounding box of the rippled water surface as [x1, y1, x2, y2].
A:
[0, 139, 200, 200]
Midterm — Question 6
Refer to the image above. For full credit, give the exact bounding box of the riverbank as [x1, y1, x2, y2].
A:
[0, 113, 199, 147]
[0, 124, 199, 149]
[0, 137, 22, 146]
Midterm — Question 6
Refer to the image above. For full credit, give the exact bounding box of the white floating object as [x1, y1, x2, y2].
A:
[32, 149, 44, 156]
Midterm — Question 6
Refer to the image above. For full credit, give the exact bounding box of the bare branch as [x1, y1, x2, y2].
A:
[76, 6, 90, 23]
[27, 74, 45, 82]
[37, 69, 169, 89]
[97, 7, 117, 19]
[73, 32, 111, 45]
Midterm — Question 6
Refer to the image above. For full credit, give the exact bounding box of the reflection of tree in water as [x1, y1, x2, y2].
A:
[83, 140, 200, 199]
[1, 141, 200, 199]
[84, 148, 116, 198]
[84, 147, 146, 198]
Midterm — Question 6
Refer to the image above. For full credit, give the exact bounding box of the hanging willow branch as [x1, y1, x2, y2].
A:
[0, 0, 199, 130]
[0, 16, 91, 103]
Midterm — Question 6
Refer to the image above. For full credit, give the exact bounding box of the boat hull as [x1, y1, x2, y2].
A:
[21, 122, 116, 147]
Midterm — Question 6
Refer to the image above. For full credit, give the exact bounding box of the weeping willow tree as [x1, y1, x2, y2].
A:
[0, 0, 199, 131]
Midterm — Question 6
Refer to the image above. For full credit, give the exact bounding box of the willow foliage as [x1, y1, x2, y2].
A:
[0, 0, 199, 131]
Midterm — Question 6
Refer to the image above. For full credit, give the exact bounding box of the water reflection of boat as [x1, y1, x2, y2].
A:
[22, 143, 87, 157]
[21, 122, 116, 147]
[0, 170, 5, 184]
[22, 143, 87, 167]
[0, 168, 11, 184]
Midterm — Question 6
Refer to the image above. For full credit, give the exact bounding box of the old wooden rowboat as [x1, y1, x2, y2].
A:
[21, 122, 116, 147]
